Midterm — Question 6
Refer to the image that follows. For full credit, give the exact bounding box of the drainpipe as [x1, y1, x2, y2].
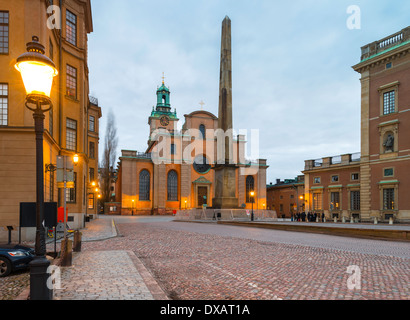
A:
[57, 0, 63, 207]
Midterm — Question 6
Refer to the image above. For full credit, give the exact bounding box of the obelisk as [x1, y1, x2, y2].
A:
[212, 16, 239, 209]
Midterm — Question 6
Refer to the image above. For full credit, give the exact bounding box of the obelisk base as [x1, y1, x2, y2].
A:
[212, 165, 239, 209]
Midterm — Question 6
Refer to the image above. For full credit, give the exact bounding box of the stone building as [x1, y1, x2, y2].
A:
[274, 26, 410, 223]
[115, 80, 268, 215]
[0, 0, 101, 241]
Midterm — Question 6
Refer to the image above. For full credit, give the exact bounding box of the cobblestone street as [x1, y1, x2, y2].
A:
[81, 217, 409, 300]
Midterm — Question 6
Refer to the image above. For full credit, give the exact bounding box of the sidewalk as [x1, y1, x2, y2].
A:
[22, 217, 168, 300]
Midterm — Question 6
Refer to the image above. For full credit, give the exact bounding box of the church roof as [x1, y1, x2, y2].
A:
[157, 83, 170, 93]
[185, 110, 218, 120]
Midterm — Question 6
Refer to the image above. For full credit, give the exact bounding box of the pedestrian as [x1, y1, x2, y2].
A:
[302, 211, 306, 222]
[321, 212, 325, 222]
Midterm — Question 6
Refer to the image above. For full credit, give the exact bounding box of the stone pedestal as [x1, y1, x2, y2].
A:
[212, 165, 239, 209]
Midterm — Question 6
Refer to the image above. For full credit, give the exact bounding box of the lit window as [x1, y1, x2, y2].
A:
[0, 11, 9, 54]
[66, 65, 77, 98]
[66, 118, 77, 151]
[383, 189, 395, 210]
[66, 10, 77, 46]
[0, 83, 8, 126]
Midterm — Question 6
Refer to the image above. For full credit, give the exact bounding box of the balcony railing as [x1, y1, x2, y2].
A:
[361, 27, 410, 61]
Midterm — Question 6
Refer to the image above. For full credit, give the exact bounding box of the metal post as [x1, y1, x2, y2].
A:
[29, 106, 52, 301]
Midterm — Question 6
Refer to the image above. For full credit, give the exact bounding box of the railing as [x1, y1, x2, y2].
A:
[313, 159, 323, 167]
[331, 155, 342, 165]
[135, 152, 152, 159]
[351, 152, 361, 162]
[89, 95, 99, 106]
[361, 27, 410, 61]
[378, 31, 403, 50]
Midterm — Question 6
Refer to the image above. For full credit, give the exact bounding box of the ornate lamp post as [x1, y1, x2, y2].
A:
[15, 36, 58, 300]
[250, 191, 255, 222]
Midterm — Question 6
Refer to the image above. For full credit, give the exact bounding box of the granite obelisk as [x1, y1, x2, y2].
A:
[212, 16, 239, 209]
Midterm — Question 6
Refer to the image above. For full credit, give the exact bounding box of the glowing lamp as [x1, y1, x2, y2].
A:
[73, 154, 79, 165]
[15, 36, 58, 101]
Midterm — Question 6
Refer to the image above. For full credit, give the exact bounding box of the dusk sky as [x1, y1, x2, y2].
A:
[87, 0, 410, 184]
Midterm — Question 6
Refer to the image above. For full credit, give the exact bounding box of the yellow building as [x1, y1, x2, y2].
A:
[0, 0, 101, 241]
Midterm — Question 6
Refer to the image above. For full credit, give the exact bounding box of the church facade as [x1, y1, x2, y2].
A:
[114, 81, 268, 215]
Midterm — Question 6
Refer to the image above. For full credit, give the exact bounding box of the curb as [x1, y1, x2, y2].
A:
[216, 221, 410, 242]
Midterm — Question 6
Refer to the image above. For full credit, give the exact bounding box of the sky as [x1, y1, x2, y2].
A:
[87, 0, 410, 184]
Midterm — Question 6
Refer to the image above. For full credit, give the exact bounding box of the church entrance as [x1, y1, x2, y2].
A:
[197, 186, 208, 208]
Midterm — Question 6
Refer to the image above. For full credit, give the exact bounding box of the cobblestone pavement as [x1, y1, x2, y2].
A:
[54, 250, 154, 300]
[82, 217, 410, 300]
[0, 270, 29, 300]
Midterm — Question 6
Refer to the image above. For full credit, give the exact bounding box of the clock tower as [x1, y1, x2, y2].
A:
[148, 78, 179, 143]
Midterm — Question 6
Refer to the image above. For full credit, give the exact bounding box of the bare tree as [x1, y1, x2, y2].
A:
[100, 110, 118, 205]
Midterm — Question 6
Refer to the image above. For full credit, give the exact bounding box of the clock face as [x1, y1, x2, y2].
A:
[193, 155, 211, 174]
[160, 115, 170, 126]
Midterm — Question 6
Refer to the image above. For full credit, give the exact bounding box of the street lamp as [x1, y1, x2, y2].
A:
[15, 36, 58, 301]
[250, 191, 255, 222]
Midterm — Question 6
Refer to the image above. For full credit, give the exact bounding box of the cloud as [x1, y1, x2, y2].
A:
[88, 0, 409, 182]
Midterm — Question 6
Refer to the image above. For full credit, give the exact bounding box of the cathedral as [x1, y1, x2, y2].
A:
[113, 79, 268, 215]
[113, 17, 268, 216]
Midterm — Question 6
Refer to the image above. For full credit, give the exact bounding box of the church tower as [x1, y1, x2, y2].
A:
[148, 77, 179, 144]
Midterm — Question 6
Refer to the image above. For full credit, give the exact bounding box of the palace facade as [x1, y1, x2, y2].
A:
[268, 26, 410, 223]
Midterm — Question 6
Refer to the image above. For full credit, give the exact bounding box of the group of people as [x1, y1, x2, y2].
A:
[292, 212, 325, 222]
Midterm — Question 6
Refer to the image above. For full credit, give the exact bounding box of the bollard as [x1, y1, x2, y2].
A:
[342, 216, 346, 223]
[374, 217, 378, 225]
[60, 239, 72, 267]
[73, 230, 82, 253]
[334, 217, 337, 223]
[389, 217, 394, 225]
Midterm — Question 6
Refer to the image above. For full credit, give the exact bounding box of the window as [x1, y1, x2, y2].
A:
[314, 177, 321, 184]
[351, 173, 359, 181]
[331, 175, 339, 183]
[383, 91, 395, 115]
[384, 168, 394, 177]
[386, 62, 392, 69]
[88, 194, 94, 209]
[89, 142, 95, 159]
[139, 170, 150, 201]
[330, 192, 340, 210]
[167, 170, 178, 201]
[351, 191, 360, 211]
[313, 193, 322, 210]
[246, 176, 255, 203]
[0, 11, 9, 54]
[66, 10, 77, 46]
[199, 124, 206, 140]
[66, 118, 77, 151]
[383, 189, 395, 210]
[66, 64, 77, 98]
[66, 172, 77, 203]
[0, 83, 8, 126]
[171, 143, 176, 155]
[89, 167, 95, 182]
[89, 115, 95, 132]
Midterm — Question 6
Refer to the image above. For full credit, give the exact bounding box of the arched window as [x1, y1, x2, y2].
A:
[246, 176, 255, 203]
[199, 124, 206, 140]
[139, 170, 150, 201]
[167, 170, 178, 201]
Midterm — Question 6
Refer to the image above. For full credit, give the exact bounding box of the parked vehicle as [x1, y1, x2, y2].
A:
[0, 245, 35, 277]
